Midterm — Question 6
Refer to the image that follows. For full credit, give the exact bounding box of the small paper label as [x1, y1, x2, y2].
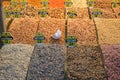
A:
[64, 0, 73, 7]
[87, 0, 95, 7]
[67, 11, 77, 19]
[41, 0, 49, 7]
[11, 0, 18, 7]
[112, 0, 119, 8]
[20, 0, 28, 6]
[34, 33, 45, 43]
[5, 10, 11, 18]
[92, 8, 102, 17]
[0, 32, 13, 44]
[38, 9, 48, 17]
[66, 36, 77, 48]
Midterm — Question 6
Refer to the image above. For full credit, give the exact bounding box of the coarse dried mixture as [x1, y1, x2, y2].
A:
[67, 19, 97, 45]
[2, 0, 41, 8]
[66, 7, 89, 19]
[8, 18, 39, 45]
[67, 45, 107, 80]
[27, 44, 66, 80]
[72, 0, 87, 8]
[94, 3, 112, 8]
[38, 18, 65, 45]
[0, 44, 34, 80]
[47, 8, 65, 19]
[94, 18, 120, 45]
[95, 0, 112, 4]
[20, 5, 39, 18]
[101, 45, 120, 80]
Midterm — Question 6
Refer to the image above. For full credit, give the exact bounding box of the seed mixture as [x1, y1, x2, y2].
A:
[101, 45, 120, 80]
[27, 44, 66, 80]
[67, 19, 97, 45]
[0, 44, 34, 80]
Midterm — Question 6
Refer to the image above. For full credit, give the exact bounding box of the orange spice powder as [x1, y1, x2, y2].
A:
[49, 0, 65, 8]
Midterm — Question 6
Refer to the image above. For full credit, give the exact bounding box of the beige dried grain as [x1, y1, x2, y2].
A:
[95, 18, 120, 44]
[67, 19, 97, 45]
[72, 0, 87, 8]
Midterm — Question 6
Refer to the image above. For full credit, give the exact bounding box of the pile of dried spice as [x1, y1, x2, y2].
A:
[94, 18, 120, 45]
[47, 8, 65, 19]
[0, 44, 34, 80]
[67, 19, 97, 45]
[72, 0, 87, 8]
[38, 18, 65, 45]
[67, 45, 107, 80]
[101, 45, 120, 80]
[8, 18, 39, 45]
[49, 0, 65, 8]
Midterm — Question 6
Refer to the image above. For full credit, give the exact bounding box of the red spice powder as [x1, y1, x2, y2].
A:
[49, 0, 65, 8]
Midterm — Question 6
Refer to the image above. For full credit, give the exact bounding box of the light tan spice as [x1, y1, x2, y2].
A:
[95, 18, 120, 45]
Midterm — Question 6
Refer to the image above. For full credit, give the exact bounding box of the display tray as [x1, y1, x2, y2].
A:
[67, 45, 107, 80]
[101, 45, 120, 80]
[95, 18, 120, 45]
[37, 18, 65, 45]
[67, 19, 97, 45]
[8, 18, 39, 45]
[0, 44, 33, 80]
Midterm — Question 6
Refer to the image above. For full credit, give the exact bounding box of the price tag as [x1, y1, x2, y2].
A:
[41, 0, 49, 7]
[67, 10, 77, 19]
[92, 8, 102, 17]
[66, 36, 77, 48]
[4, 10, 11, 18]
[12, 9, 21, 18]
[112, 0, 119, 8]
[0, 32, 13, 44]
[34, 33, 45, 43]
[87, 0, 95, 7]
[38, 9, 48, 17]
[20, 0, 28, 7]
[64, 0, 73, 7]
[11, 0, 18, 7]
